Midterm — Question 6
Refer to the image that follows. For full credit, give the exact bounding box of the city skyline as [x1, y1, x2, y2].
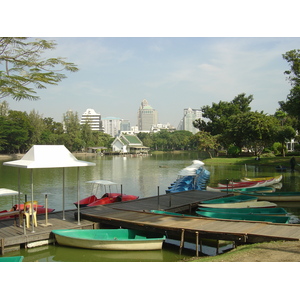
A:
[5, 37, 300, 128]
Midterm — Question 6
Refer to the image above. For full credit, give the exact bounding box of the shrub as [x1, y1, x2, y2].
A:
[227, 145, 241, 157]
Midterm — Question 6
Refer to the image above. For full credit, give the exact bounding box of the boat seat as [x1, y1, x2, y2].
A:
[23, 201, 38, 228]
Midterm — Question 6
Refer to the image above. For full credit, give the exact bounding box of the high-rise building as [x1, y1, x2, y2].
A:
[80, 108, 103, 131]
[120, 119, 131, 132]
[178, 108, 202, 134]
[102, 117, 122, 137]
[137, 99, 158, 131]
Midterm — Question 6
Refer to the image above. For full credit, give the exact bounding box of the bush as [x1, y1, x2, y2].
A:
[227, 145, 241, 157]
[271, 142, 287, 155]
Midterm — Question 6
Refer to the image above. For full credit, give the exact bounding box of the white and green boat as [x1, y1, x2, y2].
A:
[52, 229, 166, 251]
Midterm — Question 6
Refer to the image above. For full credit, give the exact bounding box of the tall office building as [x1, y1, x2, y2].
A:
[137, 99, 158, 131]
[80, 108, 103, 131]
[179, 108, 202, 134]
[102, 117, 122, 137]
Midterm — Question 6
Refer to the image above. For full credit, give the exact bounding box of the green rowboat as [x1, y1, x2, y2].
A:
[201, 194, 257, 204]
[196, 206, 287, 215]
[150, 210, 191, 216]
[199, 201, 277, 209]
[195, 210, 290, 223]
[220, 186, 275, 194]
[52, 229, 166, 251]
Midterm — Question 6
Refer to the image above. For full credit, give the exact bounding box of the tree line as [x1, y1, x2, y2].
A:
[0, 103, 113, 153]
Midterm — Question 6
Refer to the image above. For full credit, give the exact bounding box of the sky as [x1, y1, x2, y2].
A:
[4, 1, 300, 129]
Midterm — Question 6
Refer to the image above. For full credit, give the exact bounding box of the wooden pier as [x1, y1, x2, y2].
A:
[1, 190, 300, 256]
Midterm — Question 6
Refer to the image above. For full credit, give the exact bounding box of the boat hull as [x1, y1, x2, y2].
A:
[0, 256, 24, 262]
[52, 229, 166, 251]
[197, 206, 287, 215]
[201, 195, 258, 204]
[195, 210, 290, 223]
[198, 201, 277, 209]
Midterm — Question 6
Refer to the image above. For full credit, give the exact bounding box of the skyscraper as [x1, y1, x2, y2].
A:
[102, 117, 121, 137]
[179, 108, 202, 134]
[137, 99, 158, 131]
[80, 108, 103, 131]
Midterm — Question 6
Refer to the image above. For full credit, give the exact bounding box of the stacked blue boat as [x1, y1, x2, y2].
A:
[166, 160, 210, 193]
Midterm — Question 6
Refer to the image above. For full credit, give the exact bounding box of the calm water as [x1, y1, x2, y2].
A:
[1, 152, 300, 261]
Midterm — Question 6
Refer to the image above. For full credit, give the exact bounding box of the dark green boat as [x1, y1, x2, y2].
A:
[150, 210, 191, 216]
[202, 194, 258, 204]
[195, 210, 290, 223]
[197, 207, 287, 215]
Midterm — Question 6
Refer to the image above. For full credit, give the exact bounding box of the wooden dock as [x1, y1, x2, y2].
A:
[0, 210, 97, 254]
[1, 190, 300, 255]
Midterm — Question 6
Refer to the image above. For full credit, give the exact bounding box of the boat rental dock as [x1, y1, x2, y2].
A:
[1, 190, 300, 255]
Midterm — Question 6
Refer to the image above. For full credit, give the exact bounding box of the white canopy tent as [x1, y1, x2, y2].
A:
[3, 145, 95, 232]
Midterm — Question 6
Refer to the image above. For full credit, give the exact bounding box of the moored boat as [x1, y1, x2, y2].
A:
[241, 175, 282, 182]
[201, 195, 258, 204]
[150, 210, 191, 217]
[198, 201, 277, 209]
[195, 210, 290, 223]
[165, 160, 210, 193]
[217, 175, 282, 188]
[196, 206, 288, 215]
[221, 186, 275, 194]
[52, 229, 166, 251]
[74, 180, 139, 208]
[0, 256, 24, 262]
[207, 186, 275, 193]
[241, 191, 300, 202]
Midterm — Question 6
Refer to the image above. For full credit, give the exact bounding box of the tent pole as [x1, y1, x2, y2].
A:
[77, 167, 81, 225]
[63, 168, 65, 220]
[31, 169, 35, 233]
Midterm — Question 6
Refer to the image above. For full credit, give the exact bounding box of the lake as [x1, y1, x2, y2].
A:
[1, 152, 299, 261]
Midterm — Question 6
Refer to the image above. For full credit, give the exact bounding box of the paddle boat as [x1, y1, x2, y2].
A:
[52, 229, 166, 250]
[241, 191, 300, 202]
[165, 160, 210, 193]
[0, 203, 55, 220]
[198, 201, 277, 209]
[74, 180, 139, 208]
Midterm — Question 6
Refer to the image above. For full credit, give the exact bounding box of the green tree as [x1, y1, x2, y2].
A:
[63, 110, 82, 151]
[0, 110, 33, 153]
[191, 131, 219, 158]
[28, 109, 46, 145]
[226, 111, 278, 155]
[279, 49, 300, 130]
[0, 37, 78, 101]
[275, 126, 296, 157]
[194, 93, 253, 136]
